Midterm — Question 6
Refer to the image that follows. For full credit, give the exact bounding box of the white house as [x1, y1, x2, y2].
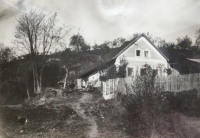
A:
[79, 34, 171, 99]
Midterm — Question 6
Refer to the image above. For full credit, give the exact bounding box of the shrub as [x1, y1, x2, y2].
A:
[164, 68, 172, 75]
[42, 59, 66, 87]
[117, 64, 168, 136]
[117, 57, 128, 78]
[99, 57, 128, 81]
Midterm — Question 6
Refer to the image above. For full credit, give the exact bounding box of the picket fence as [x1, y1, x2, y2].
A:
[102, 73, 200, 100]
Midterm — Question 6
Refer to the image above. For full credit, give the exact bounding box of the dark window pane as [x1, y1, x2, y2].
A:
[136, 50, 140, 56]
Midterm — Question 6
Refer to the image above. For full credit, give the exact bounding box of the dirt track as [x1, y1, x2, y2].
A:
[70, 92, 99, 138]
[70, 92, 131, 138]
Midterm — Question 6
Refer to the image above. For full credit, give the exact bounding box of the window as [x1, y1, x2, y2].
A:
[110, 79, 114, 94]
[144, 51, 149, 58]
[106, 80, 115, 95]
[128, 67, 133, 77]
[136, 50, 140, 56]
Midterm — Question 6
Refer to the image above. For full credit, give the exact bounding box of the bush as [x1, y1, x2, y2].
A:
[99, 58, 128, 81]
[164, 89, 200, 115]
[42, 59, 66, 87]
[116, 64, 168, 136]
[117, 59, 128, 78]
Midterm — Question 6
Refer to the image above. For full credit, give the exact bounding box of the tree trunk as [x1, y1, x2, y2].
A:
[35, 70, 41, 94]
[36, 79, 41, 93]
[33, 65, 36, 93]
[32, 63, 42, 94]
[39, 69, 42, 92]
[26, 83, 30, 100]
[63, 68, 68, 89]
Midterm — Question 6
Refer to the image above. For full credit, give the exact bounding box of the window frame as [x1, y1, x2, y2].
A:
[144, 50, 150, 58]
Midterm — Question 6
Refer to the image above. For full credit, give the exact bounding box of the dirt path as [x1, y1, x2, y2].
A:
[70, 92, 99, 138]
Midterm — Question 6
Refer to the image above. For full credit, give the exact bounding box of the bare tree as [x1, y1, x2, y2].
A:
[14, 9, 71, 94]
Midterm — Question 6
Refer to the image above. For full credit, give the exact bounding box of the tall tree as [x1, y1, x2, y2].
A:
[132, 32, 153, 42]
[93, 41, 111, 55]
[132, 32, 165, 47]
[112, 38, 126, 48]
[14, 9, 70, 94]
[162, 42, 176, 49]
[69, 34, 90, 52]
[176, 35, 192, 50]
[154, 37, 166, 47]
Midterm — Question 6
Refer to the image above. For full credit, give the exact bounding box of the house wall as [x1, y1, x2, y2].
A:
[87, 72, 101, 87]
[115, 37, 169, 76]
[77, 79, 82, 89]
[88, 72, 100, 82]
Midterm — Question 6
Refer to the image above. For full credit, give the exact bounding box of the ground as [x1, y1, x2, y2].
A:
[0, 92, 87, 138]
[1, 90, 200, 138]
[0, 90, 130, 138]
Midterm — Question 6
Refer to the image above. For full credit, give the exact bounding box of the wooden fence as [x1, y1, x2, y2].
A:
[103, 73, 200, 99]
[156, 73, 200, 92]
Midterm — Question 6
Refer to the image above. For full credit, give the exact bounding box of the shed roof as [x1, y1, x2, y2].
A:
[187, 58, 200, 63]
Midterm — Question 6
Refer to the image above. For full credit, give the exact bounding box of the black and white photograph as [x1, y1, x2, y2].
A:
[1, 0, 200, 137]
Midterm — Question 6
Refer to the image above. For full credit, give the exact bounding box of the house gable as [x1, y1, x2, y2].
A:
[117, 36, 167, 61]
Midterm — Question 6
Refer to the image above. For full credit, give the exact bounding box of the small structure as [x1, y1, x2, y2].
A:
[187, 55, 200, 73]
[79, 34, 171, 99]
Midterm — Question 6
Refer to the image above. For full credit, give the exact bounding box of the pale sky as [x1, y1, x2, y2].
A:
[0, 0, 200, 47]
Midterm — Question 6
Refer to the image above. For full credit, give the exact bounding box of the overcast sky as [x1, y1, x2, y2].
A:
[0, 0, 200, 47]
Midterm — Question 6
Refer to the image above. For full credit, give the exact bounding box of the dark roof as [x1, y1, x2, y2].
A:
[79, 57, 105, 78]
[102, 41, 131, 62]
[159, 47, 171, 61]
[79, 34, 169, 78]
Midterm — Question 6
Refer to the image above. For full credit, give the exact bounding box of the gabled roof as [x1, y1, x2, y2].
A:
[79, 34, 169, 78]
[102, 34, 169, 62]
